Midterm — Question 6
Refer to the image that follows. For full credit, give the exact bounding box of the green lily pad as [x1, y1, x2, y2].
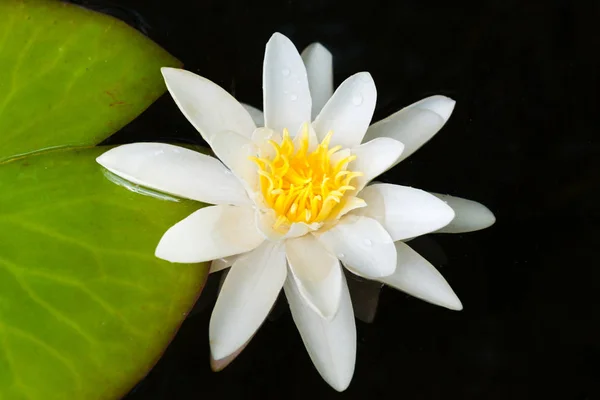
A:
[0, 147, 207, 400]
[0, 0, 181, 162]
[0, 0, 208, 398]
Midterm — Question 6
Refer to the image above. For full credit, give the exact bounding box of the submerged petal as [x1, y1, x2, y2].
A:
[155, 205, 264, 263]
[285, 273, 356, 392]
[210, 242, 286, 360]
[286, 235, 343, 319]
[345, 271, 384, 324]
[161, 68, 256, 142]
[314, 72, 377, 148]
[363, 95, 455, 163]
[432, 194, 496, 233]
[354, 184, 455, 241]
[378, 242, 462, 310]
[301, 42, 334, 120]
[316, 215, 396, 278]
[263, 33, 311, 136]
[96, 143, 250, 206]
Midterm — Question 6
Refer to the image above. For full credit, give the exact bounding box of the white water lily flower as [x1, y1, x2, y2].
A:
[96, 33, 495, 391]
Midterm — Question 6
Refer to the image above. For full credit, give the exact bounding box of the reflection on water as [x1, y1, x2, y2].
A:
[102, 168, 180, 202]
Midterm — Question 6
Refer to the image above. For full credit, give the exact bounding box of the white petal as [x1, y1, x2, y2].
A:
[210, 242, 286, 360]
[263, 33, 311, 136]
[285, 235, 342, 319]
[285, 221, 321, 238]
[329, 148, 351, 168]
[210, 255, 239, 273]
[96, 143, 250, 205]
[301, 42, 333, 120]
[331, 196, 367, 220]
[209, 130, 258, 191]
[256, 209, 322, 241]
[349, 138, 405, 191]
[161, 68, 256, 143]
[432, 194, 496, 233]
[155, 205, 264, 263]
[354, 184, 455, 241]
[241, 103, 264, 126]
[363, 95, 456, 163]
[251, 128, 283, 176]
[210, 337, 251, 372]
[293, 122, 319, 151]
[252, 126, 282, 148]
[316, 215, 396, 278]
[284, 273, 356, 392]
[378, 242, 462, 310]
[313, 72, 377, 148]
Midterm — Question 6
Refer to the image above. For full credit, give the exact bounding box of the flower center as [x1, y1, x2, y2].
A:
[250, 124, 363, 228]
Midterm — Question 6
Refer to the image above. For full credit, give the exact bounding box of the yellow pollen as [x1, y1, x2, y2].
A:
[250, 124, 363, 227]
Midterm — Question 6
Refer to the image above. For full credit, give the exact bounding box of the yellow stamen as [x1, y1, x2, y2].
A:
[250, 123, 363, 227]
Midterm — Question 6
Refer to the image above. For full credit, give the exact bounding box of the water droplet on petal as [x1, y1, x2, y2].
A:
[364, 239, 372, 246]
[338, 253, 345, 259]
[352, 94, 363, 105]
[290, 94, 298, 101]
[282, 68, 291, 76]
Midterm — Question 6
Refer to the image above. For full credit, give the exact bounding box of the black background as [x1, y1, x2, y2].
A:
[79, 0, 599, 398]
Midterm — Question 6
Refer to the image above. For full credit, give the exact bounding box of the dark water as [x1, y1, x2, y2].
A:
[79, 0, 599, 398]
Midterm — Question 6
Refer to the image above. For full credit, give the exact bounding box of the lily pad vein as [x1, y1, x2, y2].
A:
[0, 258, 98, 345]
[0, 322, 84, 395]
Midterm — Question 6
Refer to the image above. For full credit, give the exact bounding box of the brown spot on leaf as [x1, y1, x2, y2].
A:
[105, 90, 127, 107]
